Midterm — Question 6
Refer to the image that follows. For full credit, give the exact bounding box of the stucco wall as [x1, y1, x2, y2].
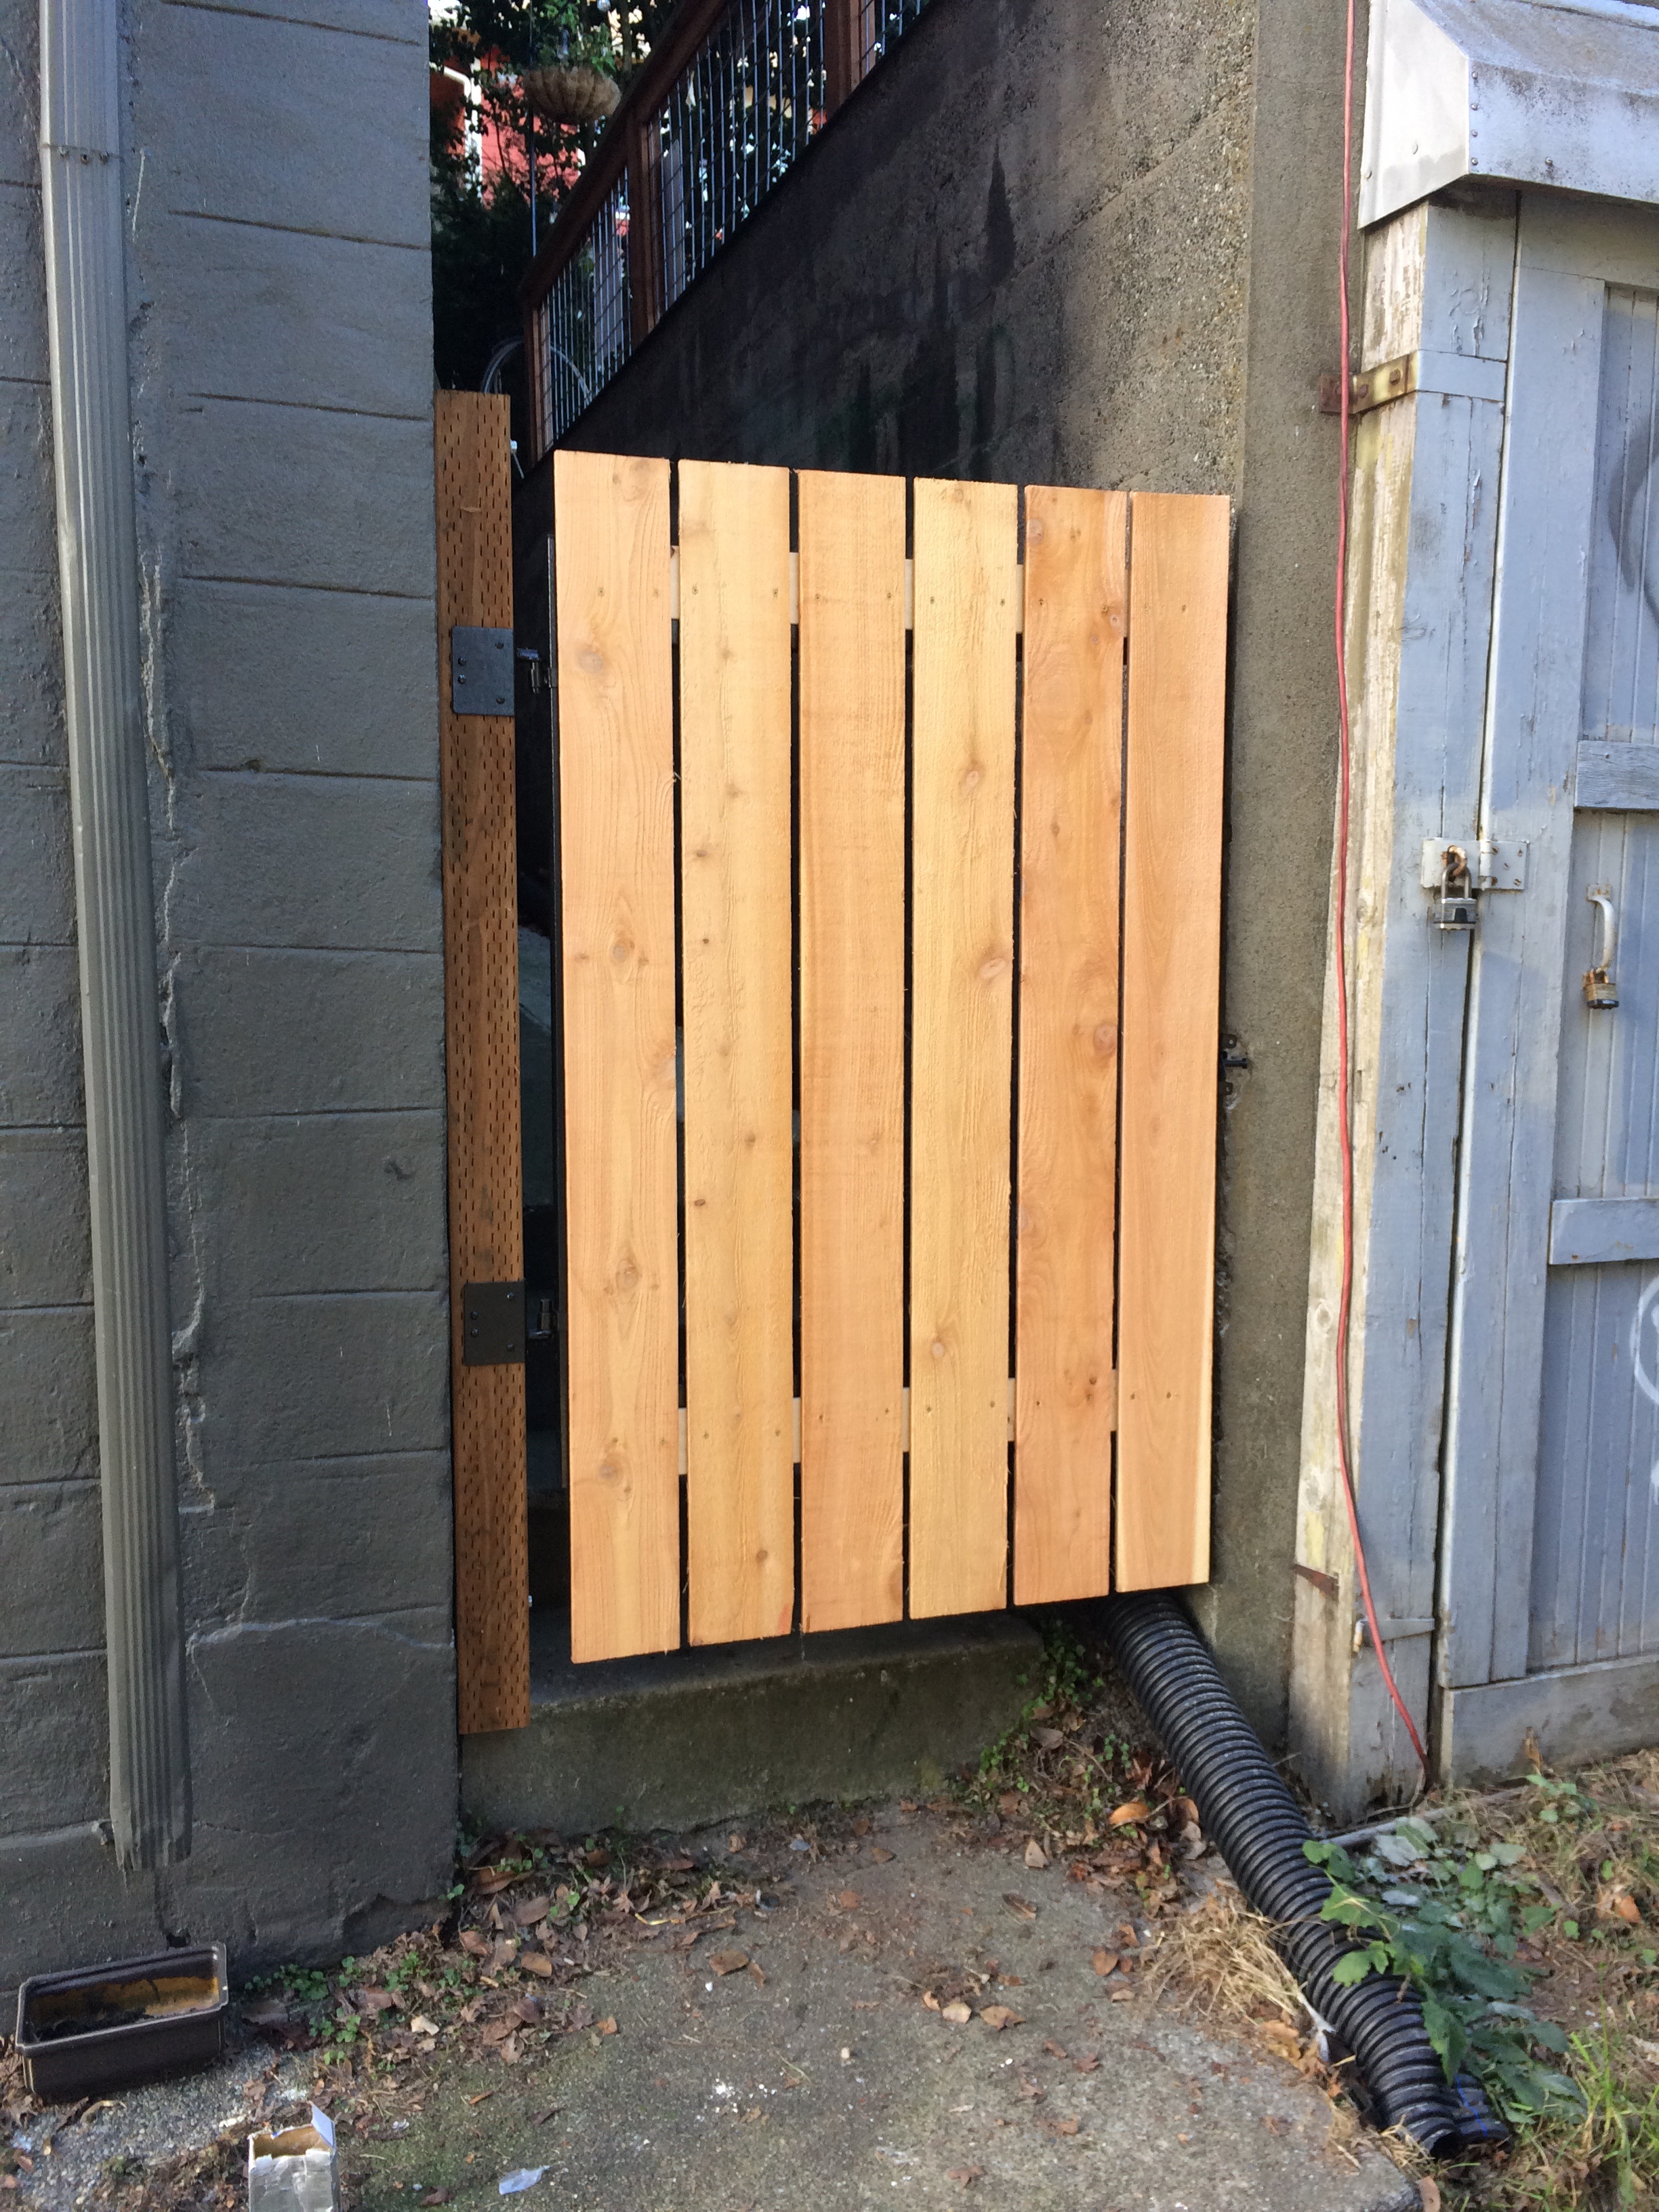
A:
[0, 0, 454, 1986]
[549, 0, 1357, 1743]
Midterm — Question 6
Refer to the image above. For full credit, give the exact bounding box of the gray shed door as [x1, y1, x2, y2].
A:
[1440, 197, 1659, 1773]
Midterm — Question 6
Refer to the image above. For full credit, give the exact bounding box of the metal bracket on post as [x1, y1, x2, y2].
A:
[451, 626, 514, 715]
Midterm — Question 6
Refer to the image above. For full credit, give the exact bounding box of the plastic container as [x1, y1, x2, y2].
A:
[14, 1944, 228, 2102]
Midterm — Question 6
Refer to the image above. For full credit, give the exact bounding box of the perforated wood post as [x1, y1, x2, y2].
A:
[436, 390, 529, 1733]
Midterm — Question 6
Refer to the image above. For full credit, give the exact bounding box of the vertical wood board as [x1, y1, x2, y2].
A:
[908, 476, 1020, 1619]
[555, 449, 681, 1662]
[798, 468, 907, 1631]
[678, 460, 796, 1645]
[436, 390, 529, 1733]
[1015, 486, 1125, 1605]
[1116, 492, 1230, 1591]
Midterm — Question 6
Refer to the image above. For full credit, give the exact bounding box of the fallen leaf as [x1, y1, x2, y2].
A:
[998, 1793, 1022, 1816]
[489, 1940, 518, 1971]
[355, 1987, 399, 2014]
[1044, 2040, 1067, 2058]
[598, 2017, 618, 2035]
[748, 1961, 767, 1987]
[1615, 1893, 1643, 1925]
[459, 1931, 491, 1958]
[1091, 1950, 1120, 1978]
[853, 1817, 871, 1836]
[659, 1855, 695, 1872]
[1073, 2053, 1100, 2074]
[512, 1996, 542, 2026]
[1002, 1893, 1038, 1921]
[1108, 1985, 1134, 2003]
[481, 2020, 514, 2044]
[1258, 2020, 1300, 2050]
[923, 1991, 942, 2011]
[1109, 1801, 1151, 1828]
[514, 1896, 551, 1927]
[1116, 1924, 1140, 1949]
[941, 2001, 973, 2024]
[521, 1951, 554, 1978]
[709, 1949, 750, 1975]
[945, 2167, 983, 2188]
[729, 1834, 747, 1852]
[499, 2031, 521, 2064]
[420, 2193, 453, 2207]
[979, 2005, 1024, 2031]
[533, 2107, 558, 2127]
[836, 1890, 862, 1910]
[475, 1868, 517, 1893]
[409, 2012, 441, 2036]
[1418, 2181, 1441, 2212]
[467, 2091, 495, 2107]
[1051, 2115, 1080, 2137]
[1023, 1841, 1050, 1870]
[1017, 2078, 1044, 2102]
[869, 1846, 895, 1863]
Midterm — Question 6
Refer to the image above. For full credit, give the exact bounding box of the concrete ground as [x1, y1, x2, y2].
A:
[13, 1801, 1425, 2212]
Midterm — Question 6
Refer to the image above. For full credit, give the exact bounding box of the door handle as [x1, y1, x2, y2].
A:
[1584, 886, 1618, 1009]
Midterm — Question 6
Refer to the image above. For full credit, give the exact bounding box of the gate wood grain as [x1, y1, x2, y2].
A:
[1015, 486, 1126, 1604]
[555, 449, 681, 1662]
[436, 391, 529, 1732]
[1115, 492, 1229, 1591]
[678, 461, 796, 1645]
[798, 469, 907, 1631]
[909, 476, 1020, 1619]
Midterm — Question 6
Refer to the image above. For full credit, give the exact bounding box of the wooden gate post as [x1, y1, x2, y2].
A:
[435, 390, 530, 1734]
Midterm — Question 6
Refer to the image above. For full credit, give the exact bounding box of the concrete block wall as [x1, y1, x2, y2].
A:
[559, 0, 1357, 1746]
[1, 0, 455, 1986]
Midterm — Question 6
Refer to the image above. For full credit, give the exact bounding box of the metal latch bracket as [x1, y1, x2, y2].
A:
[451, 626, 514, 716]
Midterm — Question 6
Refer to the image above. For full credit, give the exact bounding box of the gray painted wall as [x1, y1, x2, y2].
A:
[1, 0, 454, 1986]
[552, 0, 1358, 1744]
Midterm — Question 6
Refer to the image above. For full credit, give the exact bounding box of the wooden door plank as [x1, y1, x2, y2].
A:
[798, 469, 907, 1631]
[1115, 492, 1229, 1591]
[1014, 487, 1126, 1605]
[436, 390, 529, 1730]
[678, 460, 796, 1645]
[555, 449, 681, 1662]
[909, 477, 1020, 1619]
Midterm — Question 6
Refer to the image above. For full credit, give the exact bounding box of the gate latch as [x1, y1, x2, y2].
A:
[451, 626, 514, 716]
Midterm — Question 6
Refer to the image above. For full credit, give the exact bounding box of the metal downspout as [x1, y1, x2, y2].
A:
[39, 0, 189, 1868]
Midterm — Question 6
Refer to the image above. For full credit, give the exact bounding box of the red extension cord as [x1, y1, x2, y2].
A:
[1332, 0, 1431, 1778]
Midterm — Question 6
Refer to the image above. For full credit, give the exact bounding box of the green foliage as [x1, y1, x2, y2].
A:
[1303, 1821, 1583, 2125]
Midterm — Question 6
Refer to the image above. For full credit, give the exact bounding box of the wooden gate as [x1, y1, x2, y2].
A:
[554, 455, 1228, 1664]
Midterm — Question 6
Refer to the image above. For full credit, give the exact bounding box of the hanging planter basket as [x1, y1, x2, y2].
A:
[523, 63, 621, 125]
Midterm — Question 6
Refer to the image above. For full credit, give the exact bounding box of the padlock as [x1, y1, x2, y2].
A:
[1429, 844, 1477, 931]
[1584, 887, 1618, 1008]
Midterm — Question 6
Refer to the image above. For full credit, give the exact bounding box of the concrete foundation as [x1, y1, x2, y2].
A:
[463, 1614, 1044, 1837]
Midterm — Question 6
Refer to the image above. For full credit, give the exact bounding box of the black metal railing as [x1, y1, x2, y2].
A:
[521, 0, 930, 455]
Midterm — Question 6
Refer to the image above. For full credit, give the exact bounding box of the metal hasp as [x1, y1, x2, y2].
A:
[451, 626, 514, 715]
[462, 1280, 527, 1364]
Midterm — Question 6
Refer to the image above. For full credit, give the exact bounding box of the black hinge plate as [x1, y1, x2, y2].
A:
[462, 1279, 525, 1365]
[451, 626, 514, 716]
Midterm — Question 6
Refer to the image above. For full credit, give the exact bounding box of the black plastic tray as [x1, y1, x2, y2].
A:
[15, 1944, 228, 2102]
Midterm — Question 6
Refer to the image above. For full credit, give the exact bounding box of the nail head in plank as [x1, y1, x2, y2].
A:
[798, 468, 907, 1632]
[435, 391, 529, 1731]
[1115, 491, 1230, 1592]
[908, 476, 1020, 1620]
[555, 449, 681, 1662]
[1015, 486, 1126, 1605]
[678, 459, 796, 1647]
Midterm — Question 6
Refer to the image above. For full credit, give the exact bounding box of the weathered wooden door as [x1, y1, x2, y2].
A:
[552, 457, 1229, 1663]
[1441, 199, 1659, 1772]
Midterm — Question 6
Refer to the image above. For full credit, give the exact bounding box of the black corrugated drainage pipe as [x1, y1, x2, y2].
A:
[1103, 1592, 1490, 2154]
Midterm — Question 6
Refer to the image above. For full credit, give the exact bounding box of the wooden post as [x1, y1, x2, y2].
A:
[434, 391, 530, 1734]
[627, 117, 662, 347]
[823, 0, 863, 113]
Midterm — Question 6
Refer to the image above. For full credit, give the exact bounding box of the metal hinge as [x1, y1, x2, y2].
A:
[461, 1282, 556, 1366]
[451, 626, 514, 716]
[1320, 349, 1508, 418]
